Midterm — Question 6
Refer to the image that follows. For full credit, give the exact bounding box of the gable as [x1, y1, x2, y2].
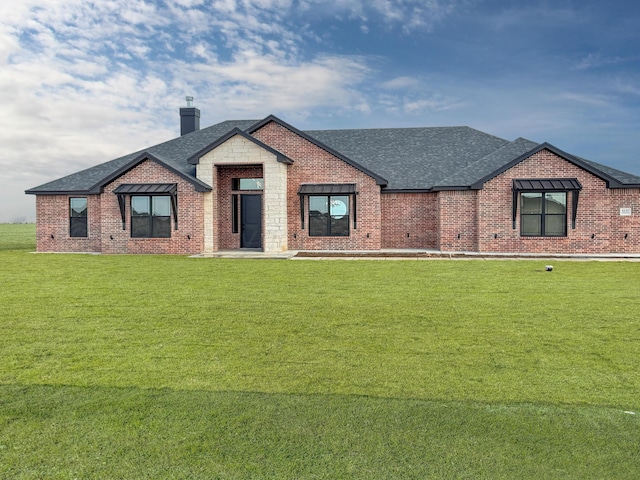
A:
[469, 143, 639, 190]
[187, 127, 293, 166]
[249, 115, 388, 186]
[94, 152, 212, 193]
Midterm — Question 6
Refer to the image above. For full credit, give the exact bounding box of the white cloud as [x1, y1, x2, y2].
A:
[381, 76, 421, 90]
[574, 52, 636, 71]
[4, 0, 636, 225]
[2, 0, 410, 221]
[296, 0, 462, 31]
[554, 92, 613, 108]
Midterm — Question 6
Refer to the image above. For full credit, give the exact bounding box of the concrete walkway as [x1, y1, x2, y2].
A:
[193, 249, 640, 261]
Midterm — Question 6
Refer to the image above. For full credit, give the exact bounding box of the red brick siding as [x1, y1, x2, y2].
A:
[252, 122, 381, 250]
[35, 195, 102, 252]
[380, 192, 438, 248]
[216, 165, 263, 249]
[608, 189, 640, 253]
[99, 160, 204, 254]
[437, 190, 479, 251]
[474, 149, 640, 254]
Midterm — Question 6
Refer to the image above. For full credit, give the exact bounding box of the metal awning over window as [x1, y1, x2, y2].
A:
[297, 184, 358, 229]
[512, 178, 582, 230]
[113, 183, 177, 195]
[513, 178, 582, 191]
[298, 184, 357, 195]
[113, 183, 178, 230]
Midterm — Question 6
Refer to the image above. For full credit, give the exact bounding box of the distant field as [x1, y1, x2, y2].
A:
[0, 223, 35, 251]
[1, 223, 639, 478]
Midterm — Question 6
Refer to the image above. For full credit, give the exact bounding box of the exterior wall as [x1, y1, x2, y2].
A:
[252, 122, 382, 250]
[197, 135, 288, 253]
[35, 195, 101, 252]
[101, 160, 204, 254]
[437, 190, 479, 252]
[474, 149, 640, 254]
[609, 189, 640, 253]
[380, 192, 438, 248]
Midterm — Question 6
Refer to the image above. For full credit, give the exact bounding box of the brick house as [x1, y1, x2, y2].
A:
[26, 106, 640, 255]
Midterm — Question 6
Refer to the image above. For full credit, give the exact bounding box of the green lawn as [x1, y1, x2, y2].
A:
[1, 224, 639, 478]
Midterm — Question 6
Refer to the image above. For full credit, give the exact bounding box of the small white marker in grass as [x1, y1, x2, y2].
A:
[624, 411, 635, 415]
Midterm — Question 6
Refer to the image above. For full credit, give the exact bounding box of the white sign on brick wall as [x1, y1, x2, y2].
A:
[620, 207, 632, 216]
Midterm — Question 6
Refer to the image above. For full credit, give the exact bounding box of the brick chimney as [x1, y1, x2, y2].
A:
[180, 96, 200, 136]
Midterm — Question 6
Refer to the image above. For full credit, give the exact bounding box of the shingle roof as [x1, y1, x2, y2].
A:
[306, 126, 510, 190]
[26, 120, 257, 194]
[433, 137, 540, 189]
[26, 116, 640, 194]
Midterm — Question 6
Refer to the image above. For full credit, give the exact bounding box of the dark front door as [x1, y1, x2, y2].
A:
[241, 194, 262, 248]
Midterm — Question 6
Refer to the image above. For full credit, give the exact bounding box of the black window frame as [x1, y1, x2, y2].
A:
[130, 195, 172, 238]
[69, 197, 88, 238]
[520, 191, 567, 237]
[232, 178, 264, 191]
[308, 195, 350, 237]
[231, 194, 239, 233]
[512, 179, 581, 236]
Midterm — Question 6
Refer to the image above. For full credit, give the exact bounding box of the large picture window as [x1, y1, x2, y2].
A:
[69, 197, 88, 237]
[521, 192, 567, 237]
[309, 195, 350, 236]
[131, 196, 171, 238]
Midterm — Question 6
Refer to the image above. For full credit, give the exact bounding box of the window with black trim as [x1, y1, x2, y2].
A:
[232, 194, 239, 233]
[232, 178, 263, 190]
[131, 196, 171, 238]
[69, 197, 88, 237]
[309, 195, 349, 236]
[521, 192, 567, 237]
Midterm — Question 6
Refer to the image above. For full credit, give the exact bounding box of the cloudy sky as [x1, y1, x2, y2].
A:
[1, 0, 639, 222]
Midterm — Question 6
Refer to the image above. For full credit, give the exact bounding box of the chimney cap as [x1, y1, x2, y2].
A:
[185, 96, 194, 107]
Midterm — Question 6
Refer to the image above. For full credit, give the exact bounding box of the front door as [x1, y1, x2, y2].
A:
[241, 194, 262, 248]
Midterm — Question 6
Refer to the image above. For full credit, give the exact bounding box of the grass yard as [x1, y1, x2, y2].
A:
[1, 224, 639, 478]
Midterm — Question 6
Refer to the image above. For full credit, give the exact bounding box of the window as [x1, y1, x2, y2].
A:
[131, 196, 171, 238]
[309, 195, 350, 236]
[520, 192, 567, 237]
[232, 178, 263, 190]
[231, 194, 239, 233]
[69, 197, 88, 237]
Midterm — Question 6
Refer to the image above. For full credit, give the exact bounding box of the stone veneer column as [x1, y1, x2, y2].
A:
[198, 159, 215, 253]
[196, 134, 288, 253]
[262, 159, 288, 252]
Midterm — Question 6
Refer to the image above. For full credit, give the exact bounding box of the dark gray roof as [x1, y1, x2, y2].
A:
[307, 126, 510, 190]
[26, 116, 640, 194]
[434, 137, 540, 189]
[576, 156, 640, 186]
[26, 120, 257, 194]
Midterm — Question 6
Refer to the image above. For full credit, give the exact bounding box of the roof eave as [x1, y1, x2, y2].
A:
[25, 189, 93, 195]
[381, 188, 434, 194]
[431, 185, 474, 192]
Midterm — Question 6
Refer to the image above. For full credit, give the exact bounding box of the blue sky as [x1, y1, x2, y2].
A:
[1, 0, 639, 222]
